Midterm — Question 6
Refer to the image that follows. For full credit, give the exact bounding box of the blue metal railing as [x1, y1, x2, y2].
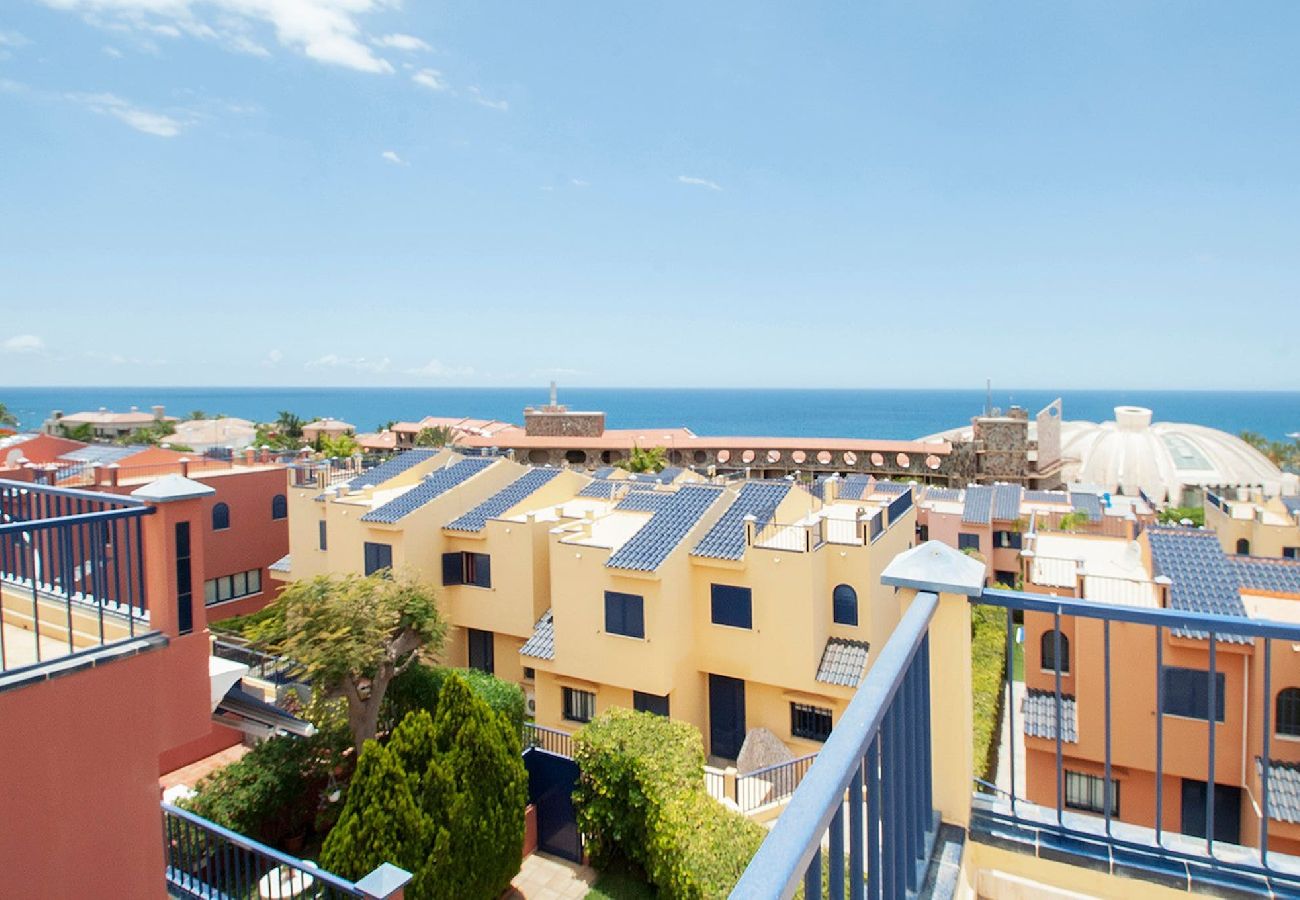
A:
[976, 586, 1300, 894]
[0, 480, 152, 672]
[163, 802, 366, 898]
[732, 592, 937, 899]
[736, 753, 819, 814]
[524, 721, 575, 758]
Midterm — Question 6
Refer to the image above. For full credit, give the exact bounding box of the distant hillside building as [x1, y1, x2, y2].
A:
[43, 405, 176, 441]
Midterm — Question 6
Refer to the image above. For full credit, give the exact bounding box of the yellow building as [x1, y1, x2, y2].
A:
[1205, 490, 1300, 558]
[275, 449, 917, 761]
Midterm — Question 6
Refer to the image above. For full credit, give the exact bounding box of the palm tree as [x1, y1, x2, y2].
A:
[0, 402, 18, 428]
[188, 409, 207, 421]
[275, 410, 305, 439]
[615, 445, 668, 473]
[415, 425, 456, 447]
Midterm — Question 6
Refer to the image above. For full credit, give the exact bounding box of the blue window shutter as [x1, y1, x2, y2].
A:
[318, 521, 327, 551]
[711, 584, 752, 629]
[442, 552, 463, 586]
[832, 584, 858, 626]
[473, 553, 492, 588]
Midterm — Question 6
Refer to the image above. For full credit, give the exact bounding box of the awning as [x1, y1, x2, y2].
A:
[214, 681, 315, 739]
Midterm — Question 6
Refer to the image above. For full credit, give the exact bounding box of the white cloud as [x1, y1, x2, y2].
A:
[677, 175, 721, 191]
[570, 178, 589, 188]
[67, 92, 183, 137]
[86, 350, 166, 366]
[381, 150, 406, 165]
[467, 85, 507, 111]
[305, 353, 391, 373]
[411, 68, 446, 91]
[102, 45, 124, 57]
[0, 30, 30, 50]
[374, 33, 429, 52]
[3, 334, 45, 354]
[37, 0, 395, 74]
[261, 348, 283, 367]
[405, 359, 474, 378]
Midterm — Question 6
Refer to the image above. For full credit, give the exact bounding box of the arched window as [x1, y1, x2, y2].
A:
[1041, 630, 1070, 674]
[271, 494, 287, 520]
[1236, 538, 1251, 556]
[212, 502, 230, 531]
[832, 584, 858, 626]
[1278, 688, 1300, 737]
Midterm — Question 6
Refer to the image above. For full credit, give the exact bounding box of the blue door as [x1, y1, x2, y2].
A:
[709, 674, 746, 760]
[524, 749, 582, 862]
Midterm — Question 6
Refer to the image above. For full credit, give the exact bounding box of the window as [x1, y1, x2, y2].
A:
[604, 591, 645, 638]
[523, 667, 536, 681]
[364, 541, 393, 576]
[212, 502, 230, 531]
[563, 687, 595, 723]
[1040, 630, 1070, 674]
[467, 628, 494, 674]
[711, 584, 752, 629]
[441, 551, 491, 588]
[1284, 547, 1298, 560]
[1278, 688, 1300, 737]
[175, 522, 193, 635]
[917, 524, 929, 542]
[791, 703, 833, 742]
[993, 530, 1023, 550]
[993, 570, 1018, 588]
[1162, 667, 1226, 722]
[318, 520, 327, 551]
[634, 691, 670, 717]
[1065, 771, 1119, 816]
[1236, 538, 1250, 555]
[832, 584, 858, 626]
[958, 533, 980, 551]
[203, 568, 263, 606]
[271, 494, 287, 520]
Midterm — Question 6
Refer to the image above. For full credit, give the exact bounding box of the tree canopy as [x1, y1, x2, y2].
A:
[616, 445, 668, 473]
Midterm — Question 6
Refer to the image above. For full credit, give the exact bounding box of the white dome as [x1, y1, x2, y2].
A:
[1060, 406, 1296, 503]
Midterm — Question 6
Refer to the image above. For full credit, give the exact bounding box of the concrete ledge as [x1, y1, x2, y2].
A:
[0, 632, 168, 694]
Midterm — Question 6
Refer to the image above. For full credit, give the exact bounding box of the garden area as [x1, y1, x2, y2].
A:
[184, 571, 528, 900]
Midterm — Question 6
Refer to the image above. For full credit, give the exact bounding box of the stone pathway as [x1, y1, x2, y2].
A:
[160, 744, 249, 792]
[505, 853, 597, 900]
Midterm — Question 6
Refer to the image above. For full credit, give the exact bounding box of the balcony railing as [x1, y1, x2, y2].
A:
[212, 635, 306, 685]
[0, 480, 152, 674]
[736, 753, 819, 815]
[733, 592, 937, 898]
[163, 802, 370, 899]
[524, 721, 575, 758]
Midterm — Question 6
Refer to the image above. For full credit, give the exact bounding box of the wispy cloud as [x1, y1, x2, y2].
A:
[381, 150, 406, 166]
[570, 178, 589, 188]
[36, 0, 395, 74]
[677, 175, 721, 191]
[405, 359, 474, 378]
[467, 85, 508, 111]
[86, 350, 166, 366]
[261, 348, 284, 367]
[67, 92, 183, 137]
[411, 68, 446, 91]
[305, 353, 391, 374]
[102, 45, 124, 58]
[3, 334, 45, 355]
[0, 30, 30, 48]
[374, 33, 429, 52]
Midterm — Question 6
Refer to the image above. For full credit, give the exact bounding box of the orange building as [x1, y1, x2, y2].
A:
[1018, 525, 1300, 854]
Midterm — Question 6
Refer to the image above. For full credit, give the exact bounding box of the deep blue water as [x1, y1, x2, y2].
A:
[2, 387, 1298, 442]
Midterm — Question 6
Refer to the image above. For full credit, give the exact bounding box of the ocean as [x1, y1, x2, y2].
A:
[2, 387, 1299, 442]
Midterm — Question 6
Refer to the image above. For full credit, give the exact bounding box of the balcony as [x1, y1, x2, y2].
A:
[732, 541, 1300, 898]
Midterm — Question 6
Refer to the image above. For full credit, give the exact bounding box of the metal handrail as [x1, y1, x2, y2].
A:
[732, 592, 938, 899]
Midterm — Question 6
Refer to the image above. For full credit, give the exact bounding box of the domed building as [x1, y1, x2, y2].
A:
[1059, 406, 1294, 505]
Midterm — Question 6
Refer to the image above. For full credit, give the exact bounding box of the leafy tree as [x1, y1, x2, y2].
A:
[377, 419, 397, 432]
[188, 409, 207, 421]
[1056, 511, 1091, 532]
[317, 432, 359, 458]
[0, 402, 18, 427]
[256, 571, 446, 749]
[276, 410, 306, 439]
[415, 425, 455, 447]
[320, 741, 426, 880]
[60, 422, 94, 442]
[616, 445, 668, 474]
[1158, 505, 1205, 527]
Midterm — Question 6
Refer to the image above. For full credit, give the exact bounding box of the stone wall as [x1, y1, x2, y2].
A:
[522, 410, 606, 437]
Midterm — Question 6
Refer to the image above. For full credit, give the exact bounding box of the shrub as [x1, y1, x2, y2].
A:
[574, 708, 765, 900]
[971, 604, 1008, 782]
[320, 740, 426, 879]
[382, 663, 525, 739]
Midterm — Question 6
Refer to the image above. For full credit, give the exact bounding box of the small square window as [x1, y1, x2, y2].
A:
[563, 687, 595, 723]
[790, 703, 833, 742]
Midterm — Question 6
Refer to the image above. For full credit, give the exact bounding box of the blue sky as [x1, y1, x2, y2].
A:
[1, 2, 1297, 389]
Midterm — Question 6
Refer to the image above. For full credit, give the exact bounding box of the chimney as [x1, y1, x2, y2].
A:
[152, 405, 165, 421]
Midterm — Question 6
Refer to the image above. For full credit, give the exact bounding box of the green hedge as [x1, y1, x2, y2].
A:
[382, 663, 525, 739]
[574, 708, 765, 900]
[971, 604, 1008, 782]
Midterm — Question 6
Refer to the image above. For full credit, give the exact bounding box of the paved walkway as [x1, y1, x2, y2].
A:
[160, 744, 249, 792]
[505, 853, 597, 900]
[994, 680, 1027, 800]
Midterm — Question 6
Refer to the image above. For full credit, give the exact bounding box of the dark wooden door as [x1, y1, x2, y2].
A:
[709, 674, 746, 760]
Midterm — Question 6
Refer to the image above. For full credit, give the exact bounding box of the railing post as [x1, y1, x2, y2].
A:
[724, 766, 739, 806]
[355, 862, 414, 899]
[881, 540, 984, 828]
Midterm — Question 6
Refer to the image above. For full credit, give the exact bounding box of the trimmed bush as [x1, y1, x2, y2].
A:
[971, 604, 1008, 782]
[574, 708, 765, 900]
[321, 740, 426, 878]
[383, 663, 526, 740]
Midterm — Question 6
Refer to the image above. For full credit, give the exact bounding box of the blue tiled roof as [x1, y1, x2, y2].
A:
[591, 467, 617, 479]
[577, 479, 620, 499]
[607, 485, 723, 571]
[1147, 527, 1248, 640]
[520, 610, 555, 660]
[840, 475, 872, 500]
[1231, 557, 1300, 597]
[1283, 497, 1300, 518]
[870, 480, 912, 497]
[360, 457, 495, 523]
[1024, 490, 1070, 505]
[616, 490, 673, 513]
[60, 445, 141, 465]
[1257, 759, 1300, 824]
[1070, 492, 1104, 522]
[691, 482, 791, 560]
[343, 448, 438, 493]
[921, 487, 962, 503]
[962, 486, 994, 524]
[638, 466, 683, 485]
[446, 467, 562, 532]
[992, 484, 1023, 521]
[1022, 690, 1077, 743]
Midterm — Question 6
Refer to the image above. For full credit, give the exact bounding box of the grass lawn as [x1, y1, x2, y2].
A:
[585, 857, 656, 900]
[1012, 635, 1024, 682]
